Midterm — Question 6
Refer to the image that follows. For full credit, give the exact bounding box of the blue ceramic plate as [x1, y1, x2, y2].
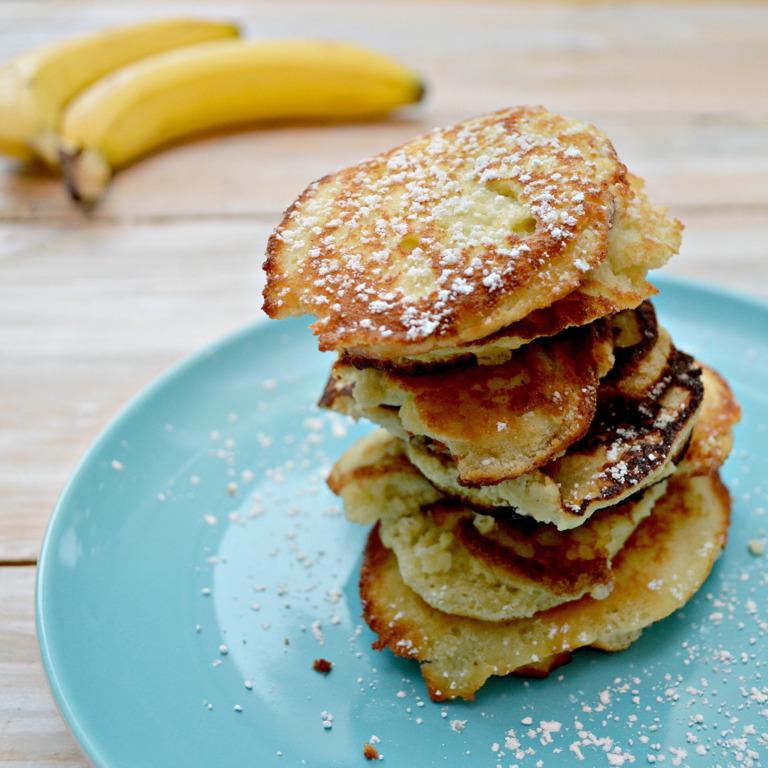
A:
[37, 274, 768, 768]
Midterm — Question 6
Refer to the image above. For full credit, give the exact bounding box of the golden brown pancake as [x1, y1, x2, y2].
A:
[334, 426, 668, 620]
[341, 286, 622, 371]
[263, 107, 681, 362]
[358, 472, 731, 701]
[321, 320, 615, 484]
[544, 344, 703, 521]
[398, 306, 704, 528]
[676, 364, 741, 477]
[338, 176, 681, 371]
[402, 441, 574, 527]
[380, 484, 664, 621]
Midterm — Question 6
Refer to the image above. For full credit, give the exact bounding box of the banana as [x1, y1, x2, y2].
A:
[0, 17, 240, 166]
[58, 38, 425, 206]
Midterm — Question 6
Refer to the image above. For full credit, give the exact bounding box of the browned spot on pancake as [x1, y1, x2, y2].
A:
[391, 331, 597, 473]
[318, 371, 354, 411]
[543, 346, 703, 518]
[611, 300, 659, 368]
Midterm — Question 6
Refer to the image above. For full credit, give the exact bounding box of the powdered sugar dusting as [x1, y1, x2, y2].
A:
[266, 106, 631, 354]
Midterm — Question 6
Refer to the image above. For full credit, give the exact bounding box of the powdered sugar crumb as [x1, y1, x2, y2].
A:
[311, 620, 325, 646]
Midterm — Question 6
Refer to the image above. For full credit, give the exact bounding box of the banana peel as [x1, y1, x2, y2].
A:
[0, 17, 425, 208]
[0, 17, 240, 168]
[57, 38, 425, 207]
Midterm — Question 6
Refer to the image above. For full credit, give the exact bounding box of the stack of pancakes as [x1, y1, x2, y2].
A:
[262, 106, 740, 701]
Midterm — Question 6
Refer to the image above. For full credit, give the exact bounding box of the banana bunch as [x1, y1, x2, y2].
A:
[0, 18, 425, 207]
[0, 17, 240, 166]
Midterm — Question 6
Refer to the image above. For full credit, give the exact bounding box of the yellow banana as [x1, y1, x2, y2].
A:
[0, 17, 239, 166]
[59, 38, 425, 205]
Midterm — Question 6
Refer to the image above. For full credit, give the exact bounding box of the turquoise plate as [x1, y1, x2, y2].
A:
[37, 274, 768, 767]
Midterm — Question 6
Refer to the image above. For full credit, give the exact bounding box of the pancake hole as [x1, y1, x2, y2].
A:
[487, 179, 520, 199]
[512, 215, 537, 237]
[485, 180, 537, 237]
[400, 233, 421, 253]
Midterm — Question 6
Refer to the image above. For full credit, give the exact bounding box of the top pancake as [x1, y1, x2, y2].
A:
[263, 106, 682, 362]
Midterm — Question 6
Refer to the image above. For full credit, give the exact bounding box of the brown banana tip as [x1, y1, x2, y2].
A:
[59, 146, 106, 211]
[59, 147, 84, 203]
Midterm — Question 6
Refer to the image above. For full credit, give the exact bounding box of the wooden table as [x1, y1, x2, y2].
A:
[2, 1, 766, 765]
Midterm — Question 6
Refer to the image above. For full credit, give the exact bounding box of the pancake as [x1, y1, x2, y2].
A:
[381, 484, 665, 621]
[326, 428, 442, 527]
[358, 472, 731, 701]
[321, 320, 615, 484]
[263, 107, 681, 362]
[341, 286, 623, 372]
[332, 426, 668, 620]
[403, 442, 573, 527]
[399, 307, 704, 528]
[676, 364, 741, 477]
[379, 483, 665, 621]
[544, 344, 702, 520]
[603, 299, 673, 399]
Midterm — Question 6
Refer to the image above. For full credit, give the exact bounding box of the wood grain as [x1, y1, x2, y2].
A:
[1, 1, 766, 765]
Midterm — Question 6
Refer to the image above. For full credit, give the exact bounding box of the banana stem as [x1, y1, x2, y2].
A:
[60, 146, 112, 207]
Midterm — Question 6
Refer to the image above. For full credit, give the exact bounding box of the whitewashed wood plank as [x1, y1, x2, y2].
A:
[0, 220, 270, 562]
[0, 566, 92, 767]
[1, 2, 767, 221]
